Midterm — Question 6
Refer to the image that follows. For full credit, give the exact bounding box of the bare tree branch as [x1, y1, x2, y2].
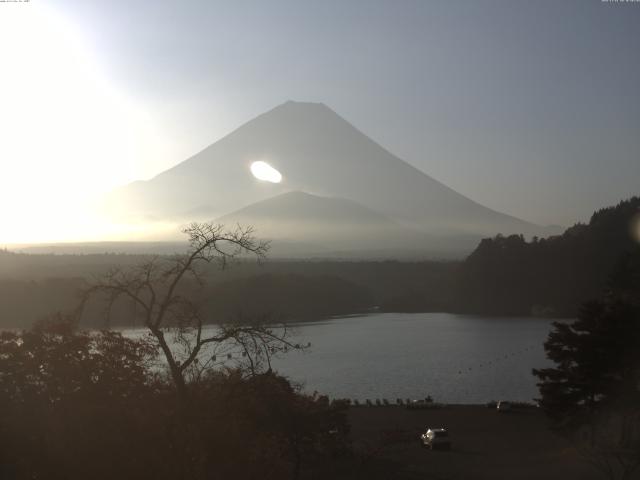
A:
[80, 222, 300, 400]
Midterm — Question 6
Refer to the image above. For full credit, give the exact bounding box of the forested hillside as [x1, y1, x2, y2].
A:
[455, 197, 640, 316]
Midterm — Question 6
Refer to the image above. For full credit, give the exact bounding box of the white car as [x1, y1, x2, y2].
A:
[420, 428, 451, 450]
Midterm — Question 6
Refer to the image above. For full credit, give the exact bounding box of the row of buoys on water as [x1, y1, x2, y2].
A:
[456, 345, 539, 375]
[209, 342, 312, 362]
[350, 397, 434, 407]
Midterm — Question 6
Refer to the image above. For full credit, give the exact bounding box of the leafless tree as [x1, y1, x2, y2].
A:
[80, 222, 303, 399]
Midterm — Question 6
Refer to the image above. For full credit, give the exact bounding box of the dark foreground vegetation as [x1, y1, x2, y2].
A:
[533, 247, 640, 480]
[0, 316, 359, 480]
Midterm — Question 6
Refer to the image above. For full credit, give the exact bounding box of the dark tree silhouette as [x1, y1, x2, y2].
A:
[0, 316, 353, 480]
[81, 222, 302, 399]
[533, 251, 640, 479]
[534, 299, 639, 423]
[0, 315, 162, 480]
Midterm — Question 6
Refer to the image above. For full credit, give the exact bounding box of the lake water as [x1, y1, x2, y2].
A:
[126, 312, 558, 404]
[272, 313, 556, 404]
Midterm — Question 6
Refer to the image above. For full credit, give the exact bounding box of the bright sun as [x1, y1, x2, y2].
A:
[250, 161, 283, 183]
[0, 4, 158, 244]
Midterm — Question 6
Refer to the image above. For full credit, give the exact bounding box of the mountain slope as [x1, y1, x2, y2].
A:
[110, 100, 557, 244]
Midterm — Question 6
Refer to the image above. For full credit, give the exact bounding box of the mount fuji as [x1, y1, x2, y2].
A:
[107, 101, 560, 258]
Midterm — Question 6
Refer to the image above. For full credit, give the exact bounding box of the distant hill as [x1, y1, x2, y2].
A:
[11, 242, 189, 256]
[217, 191, 481, 258]
[219, 191, 394, 225]
[206, 273, 374, 321]
[0, 253, 457, 328]
[455, 196, 640, 316]
[107, 101, 560, 257]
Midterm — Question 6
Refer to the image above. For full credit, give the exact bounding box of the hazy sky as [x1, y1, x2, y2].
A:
[1, 0, 639, 241]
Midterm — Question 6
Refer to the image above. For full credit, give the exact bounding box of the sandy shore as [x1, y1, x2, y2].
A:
[347, 405, 602, 479]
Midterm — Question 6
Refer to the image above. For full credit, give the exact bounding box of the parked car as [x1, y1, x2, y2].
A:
[497, 401, 512, 413]
[420, 428, 451, 450]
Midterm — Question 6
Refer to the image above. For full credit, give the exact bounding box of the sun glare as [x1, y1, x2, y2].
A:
[250, 161, 283, 183]
[0, 4, 163, 244]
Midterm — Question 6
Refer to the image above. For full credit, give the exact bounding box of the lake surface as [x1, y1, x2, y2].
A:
[271, 313, 556, 404]
[125, 313, 558, 404]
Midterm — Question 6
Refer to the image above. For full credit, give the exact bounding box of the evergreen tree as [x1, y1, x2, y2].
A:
[534, 250, 640, 424]
[533, 297, 640, 426]
[533, 251, 640, 479]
